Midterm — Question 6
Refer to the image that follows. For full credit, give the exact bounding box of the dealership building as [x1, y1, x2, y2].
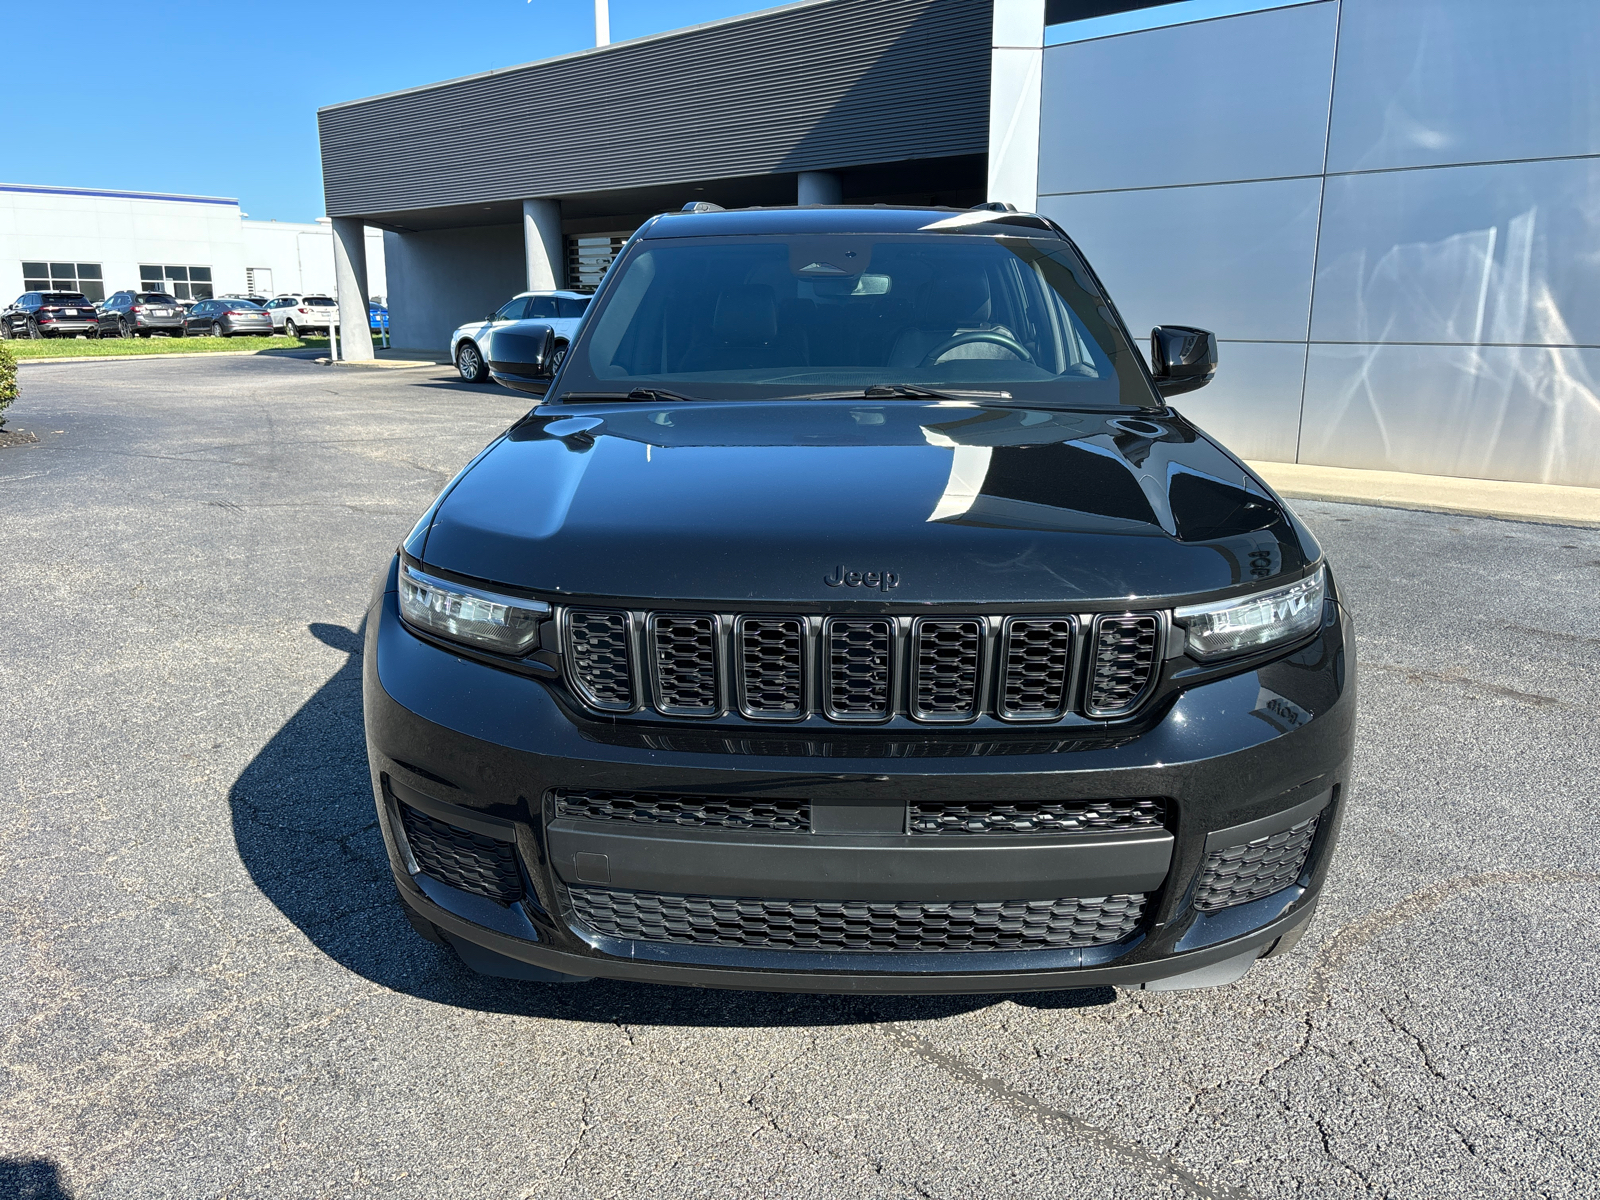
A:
[318, 0, 1600, 488]
[1, 182, 387, 309]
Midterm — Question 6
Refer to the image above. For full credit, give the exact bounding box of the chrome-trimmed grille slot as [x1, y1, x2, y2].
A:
[736, 616, 806, 719]
[564, 609, 635, 712]
[911, 618, 984, 722]
[1086, 614, 1160, 717]
[649, 614, 721, 716]
[824, 617, 893, 721]
[998, 616, 1076, 720]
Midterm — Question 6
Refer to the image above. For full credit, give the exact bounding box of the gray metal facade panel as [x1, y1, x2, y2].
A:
[320, 0, 992, 218]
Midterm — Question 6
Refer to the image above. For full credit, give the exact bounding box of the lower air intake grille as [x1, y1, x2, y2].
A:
[567, 887, 1146, 951]
[1087, 614, 1160, 716]
[552, 790, 810, 833]
[910, 797, 1166, 836]
[825, 618, 892, 719]
[737, 617, 805, 717]
[1193, 813, 1321, 912]
[565, 610, 634, 711]
[999, 617, 1076, 718]
[397, 802, 523, 904]
[651, 614, 720, 715]
[912, 618, 983, 720]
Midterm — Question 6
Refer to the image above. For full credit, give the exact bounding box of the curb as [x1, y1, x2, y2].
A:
[1248, 461, 1600, 529]
[13, 348, 321, 366]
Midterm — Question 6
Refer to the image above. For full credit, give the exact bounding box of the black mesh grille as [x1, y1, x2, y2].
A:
[1087, 614, 1160, 715]
[737, 617, 805, 717]
[1194, 813, 1320, 912]
[651, 614, 720, 715]
[397, 802, 523, 904]
[999, 618, 1076, 719]
[909, 797, 1166, 836]
[913, 619, 983, 720]
[565, 609, 633, 711]
[568, 887, 1146, 952]
[553, 789, 809, 832]
[825, 618, 892, 719]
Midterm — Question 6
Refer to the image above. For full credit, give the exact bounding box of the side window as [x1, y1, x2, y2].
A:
[494, 297, 529, 321]
[526, 296, 558, 319]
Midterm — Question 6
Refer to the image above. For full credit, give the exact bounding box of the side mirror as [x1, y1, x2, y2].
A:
[488, 324, 557, 394]
[1150, 326, 1217, 397]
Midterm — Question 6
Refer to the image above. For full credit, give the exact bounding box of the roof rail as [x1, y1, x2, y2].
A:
[970, 201, 1019, 213]
[681, 201, 725, 213]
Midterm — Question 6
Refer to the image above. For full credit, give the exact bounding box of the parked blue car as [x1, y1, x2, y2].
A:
[369, 302, 389, 335]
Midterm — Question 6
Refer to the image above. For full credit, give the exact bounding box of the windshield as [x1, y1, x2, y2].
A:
[566, 233, 1155, 406]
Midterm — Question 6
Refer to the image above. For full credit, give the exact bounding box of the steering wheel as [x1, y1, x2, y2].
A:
[918, 330, 1034, 367]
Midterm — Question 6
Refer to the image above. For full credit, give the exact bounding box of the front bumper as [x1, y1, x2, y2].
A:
[363, 562, 1355, 993]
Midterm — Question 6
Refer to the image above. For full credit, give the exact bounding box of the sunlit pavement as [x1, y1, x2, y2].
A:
[1, 355, 1597, 1199]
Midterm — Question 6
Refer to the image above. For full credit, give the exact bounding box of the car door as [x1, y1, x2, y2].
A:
[185, 301, 206, 334]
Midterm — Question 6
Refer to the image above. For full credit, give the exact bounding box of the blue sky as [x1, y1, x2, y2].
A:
[2, 1, 776, 223]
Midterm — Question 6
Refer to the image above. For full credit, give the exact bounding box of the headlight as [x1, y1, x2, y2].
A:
[1175, 566, 1326, 661]
[398, 562, 548, 655]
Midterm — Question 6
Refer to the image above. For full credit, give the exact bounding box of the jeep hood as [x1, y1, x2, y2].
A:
[417, 400, 1318, 605]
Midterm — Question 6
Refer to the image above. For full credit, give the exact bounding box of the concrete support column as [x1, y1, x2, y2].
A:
[523, 199, 563, 291]
[797, 171, 842, 206]
[988, 0, 1045, 212]
[330, 217, 375, 361]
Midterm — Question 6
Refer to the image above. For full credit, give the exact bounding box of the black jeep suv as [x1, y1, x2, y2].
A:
[363, 204, 1354, 994]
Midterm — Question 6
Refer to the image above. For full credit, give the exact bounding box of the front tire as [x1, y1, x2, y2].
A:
[456, 341, 488, 383]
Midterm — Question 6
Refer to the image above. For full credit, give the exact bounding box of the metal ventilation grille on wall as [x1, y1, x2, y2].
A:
[565, 234, 630, 293]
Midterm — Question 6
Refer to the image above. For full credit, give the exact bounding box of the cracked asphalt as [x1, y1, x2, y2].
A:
[1, 354, 1598, 1199]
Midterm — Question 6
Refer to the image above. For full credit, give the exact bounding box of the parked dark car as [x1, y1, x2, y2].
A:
[1, 292, 100, 338]
[97, 291, 187, 338]
[365, 203, 1354, 996]
[182, 298, 274, 338]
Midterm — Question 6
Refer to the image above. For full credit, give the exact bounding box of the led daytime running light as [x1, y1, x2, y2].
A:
[1175, 566, 1326, 661]
[398, 563, 548, 655]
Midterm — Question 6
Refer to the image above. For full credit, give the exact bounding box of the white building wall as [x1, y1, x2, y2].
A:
[1, 183, 387, 307]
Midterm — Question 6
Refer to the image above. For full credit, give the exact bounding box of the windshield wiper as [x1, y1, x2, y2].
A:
[560, 388, 700, 404]
[863, 384, 1013, 401]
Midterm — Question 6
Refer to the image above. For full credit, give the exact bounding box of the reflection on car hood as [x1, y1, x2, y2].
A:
[419, 400, 1317, 604]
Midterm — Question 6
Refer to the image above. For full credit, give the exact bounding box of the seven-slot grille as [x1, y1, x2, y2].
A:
[910, 797, 1166, 836]
[553, 789, 810, 832]
[562, 608, 1163, 725]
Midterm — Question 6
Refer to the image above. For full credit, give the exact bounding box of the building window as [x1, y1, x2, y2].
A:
[22, 261, 104, 302]
[246, 267, 273, 295]
[139, 265, 213, 301]
[565, 234, 630, 293]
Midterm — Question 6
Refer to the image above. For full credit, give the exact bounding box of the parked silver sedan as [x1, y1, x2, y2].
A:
[182, 299, 275, 338]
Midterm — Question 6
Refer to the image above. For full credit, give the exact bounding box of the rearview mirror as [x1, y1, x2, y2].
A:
[488, 324, 557, 394]
[1150, 326, 1217, 397]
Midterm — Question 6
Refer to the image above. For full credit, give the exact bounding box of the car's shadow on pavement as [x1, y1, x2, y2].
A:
[228, 622, 1118, 1028]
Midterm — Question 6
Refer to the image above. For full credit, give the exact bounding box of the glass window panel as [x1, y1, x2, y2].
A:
[81, 282, 105, 302]
[50, 263, 74, 278]
[189, 267, 211, 282]
[166, 266, 188, 281]
[192, 284, 213, 299]
[52, 281, 76, 292]
[77, 263, 101, 279]
[24, 280, 49, 291]
[22, 262, 48, 277]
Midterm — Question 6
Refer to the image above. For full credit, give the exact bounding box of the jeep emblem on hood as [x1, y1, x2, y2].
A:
[824, 566, 900, 592]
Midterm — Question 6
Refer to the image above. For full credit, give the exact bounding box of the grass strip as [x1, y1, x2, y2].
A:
[4, 335, 329, 359]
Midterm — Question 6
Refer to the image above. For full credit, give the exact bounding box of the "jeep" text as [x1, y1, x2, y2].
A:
[823, 566, 900, 592]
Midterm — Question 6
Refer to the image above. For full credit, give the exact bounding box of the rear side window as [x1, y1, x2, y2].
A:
[526, 297, 559, 319]
[556, 297, 591, 318]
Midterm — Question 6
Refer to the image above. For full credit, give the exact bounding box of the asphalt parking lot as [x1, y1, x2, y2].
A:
[1, 353, 1597, 1200]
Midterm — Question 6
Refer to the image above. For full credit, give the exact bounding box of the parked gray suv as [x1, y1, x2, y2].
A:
[97, 292, 186, 338]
